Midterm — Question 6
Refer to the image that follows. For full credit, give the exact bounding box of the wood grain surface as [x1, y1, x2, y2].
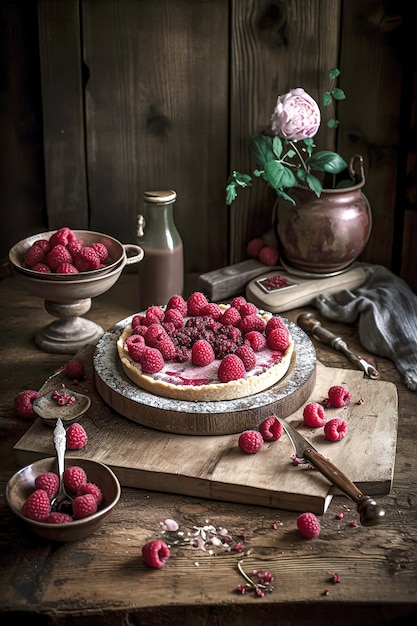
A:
[1, 274, 416, 626]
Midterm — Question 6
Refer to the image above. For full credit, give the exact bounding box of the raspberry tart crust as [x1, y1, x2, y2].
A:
[117, 297, 294, 402]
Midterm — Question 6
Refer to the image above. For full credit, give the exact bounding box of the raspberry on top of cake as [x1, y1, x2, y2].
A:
[117, 292, 294, 402]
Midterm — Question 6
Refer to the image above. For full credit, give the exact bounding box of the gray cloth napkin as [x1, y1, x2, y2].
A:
[315, 264, 417, 391]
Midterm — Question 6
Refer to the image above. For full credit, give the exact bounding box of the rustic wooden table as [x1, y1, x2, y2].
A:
[1, 272, 416, 626]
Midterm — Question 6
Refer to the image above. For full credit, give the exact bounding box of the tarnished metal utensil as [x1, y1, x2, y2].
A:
[297, 312, 379, 379]
[50, 418, 73, 513]
[274, 415, 385, 526]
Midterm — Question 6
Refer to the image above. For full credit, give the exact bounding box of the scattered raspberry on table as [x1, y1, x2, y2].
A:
[238, 430, 264, 454]
[14, 389, 40, 420]
[303, 402, 327, 428]
[297, 512, 321, 539]
[327, 385, 351, 408]
[65, 358, 85, 380]
[324, 418, 348, 441]
[142, 539, 171, 568]
[259, 415, 283, 441]
[66, 423, 88, 450]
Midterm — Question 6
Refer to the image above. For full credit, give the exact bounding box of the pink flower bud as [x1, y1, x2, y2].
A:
[271, 88, 321, 141]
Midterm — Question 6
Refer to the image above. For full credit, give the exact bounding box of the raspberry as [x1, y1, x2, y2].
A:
[239, 302, 258, 317]
[259, 415, 283, 441]
[91, 242, 109, 262]
[297, 512, 321, 539]
[76, 482, 103, 504]
[46, 512, 73, 524]
[22, 489, 51, 521]
[221, 306, 243, 327]
[258, 246, 279, 266]
[238, 430, 263, 454]
[230, 296, 247, 311]
[166, 294, 187, 316]
[132, 314, 146, 328]
[72, 494, 98, 520]
[324, 418, 348, 442]
[240, 313, 266, 334]
[142, 539, 170, 568]
[14, 389, 40, 420]
[126, 334, 146, 361]
[48, 227, 76, 248]
[63, 465, 87, 493]
[65, 358, 85, 380]
[266, 326, 290, 351]
[35, 472, 59, 499]
[55, 262, 79, 274]
[218, 354, 246, 382]
[163, 308, 185, 328]
[31, 263, 51, 273]
[220, 306, 241, 327]
[245, 330, 266, 352]
[146, 305, 165, 321]
[327, 385, 351, 408]
[67, 239, 83, 257]
[200, 302, 223, 320]
[144, 323, 167, 347]
[66, 423, 88, 450]
[303, 402, 327, 428]
[246, 237, 266, 258]
[192, 339, 215, 366]
[235, 344, 256, 371]
[187, 292, 208, 316]
[24, 243, 46, 267]
[140, 347, 165, 373]
[158, 337, 176, 361]
[34, 238, 51, 254]
[46, 244, 73, 271]
[265, 316, 287, 336]
[75, 246, 101, 271]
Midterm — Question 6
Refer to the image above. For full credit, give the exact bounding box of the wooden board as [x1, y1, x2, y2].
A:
[92, 316, 316, 436]
[13, 347, 398, 515]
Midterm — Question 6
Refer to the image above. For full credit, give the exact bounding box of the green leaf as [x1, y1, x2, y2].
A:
[272, 135, 283, 159]
[327, 118, 339, 128]
[227, 171, 252, 187]
[307, 151, 348, 174]
[329, 67, 340, 80]
[296, 170, 323, 196]
[277, 189, 296, 205]
[225, 183, 238, 205]
[303, 137, 315, 157]
[264, 160, 297, 191]
[331, 87, 346, 101]
[322, 91, 332, 107]
[251, 135, 275, 167]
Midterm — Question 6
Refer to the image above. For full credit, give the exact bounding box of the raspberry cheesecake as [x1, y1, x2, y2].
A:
[117, 292, 294, 402]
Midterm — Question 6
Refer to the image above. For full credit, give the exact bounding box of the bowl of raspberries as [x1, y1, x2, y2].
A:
[6, 457, 121, 542]
[9, 226, 143, 281]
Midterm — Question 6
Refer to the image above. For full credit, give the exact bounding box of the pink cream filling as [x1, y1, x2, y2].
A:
[143, 348, 284, 387]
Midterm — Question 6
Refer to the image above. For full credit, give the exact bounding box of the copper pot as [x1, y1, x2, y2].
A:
[276, 155, 372, 273]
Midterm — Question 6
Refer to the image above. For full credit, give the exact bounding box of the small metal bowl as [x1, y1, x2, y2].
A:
[9, 229, 143, 281]
[6, 457, 121, 542]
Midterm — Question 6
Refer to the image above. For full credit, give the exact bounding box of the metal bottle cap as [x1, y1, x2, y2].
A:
[143, 190, 177, 204]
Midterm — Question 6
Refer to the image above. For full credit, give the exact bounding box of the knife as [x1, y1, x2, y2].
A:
[274, 415, 385, 526]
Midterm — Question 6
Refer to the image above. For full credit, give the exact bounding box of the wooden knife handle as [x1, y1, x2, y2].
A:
[304, 448, 385, 526]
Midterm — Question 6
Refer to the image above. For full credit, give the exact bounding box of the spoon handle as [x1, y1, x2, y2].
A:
[53, 418, 66, 481]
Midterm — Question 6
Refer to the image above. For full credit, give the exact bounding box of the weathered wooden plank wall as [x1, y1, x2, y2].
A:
[0, 0, 416, 292]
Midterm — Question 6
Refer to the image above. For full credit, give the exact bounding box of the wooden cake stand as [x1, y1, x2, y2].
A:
[93, 317, 316, 436]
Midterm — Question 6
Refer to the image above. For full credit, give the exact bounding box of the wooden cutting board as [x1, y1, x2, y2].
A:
[13, 346, 398, 515]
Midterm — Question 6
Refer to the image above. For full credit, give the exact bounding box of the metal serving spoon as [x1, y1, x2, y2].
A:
[50, 418, 73, 513]
[32, 387, 91, 427]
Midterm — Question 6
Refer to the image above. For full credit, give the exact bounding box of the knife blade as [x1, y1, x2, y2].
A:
[274, 415, 385, 526]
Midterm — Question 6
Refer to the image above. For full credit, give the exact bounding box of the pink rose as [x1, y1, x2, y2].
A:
[271, 88, 321, 141]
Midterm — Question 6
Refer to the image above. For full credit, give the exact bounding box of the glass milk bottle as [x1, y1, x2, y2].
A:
[137, 190, 184, 310]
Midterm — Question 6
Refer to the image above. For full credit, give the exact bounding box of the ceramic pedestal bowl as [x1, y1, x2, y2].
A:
[9, 230, 143, 354]
[6, 457, 121, 542]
